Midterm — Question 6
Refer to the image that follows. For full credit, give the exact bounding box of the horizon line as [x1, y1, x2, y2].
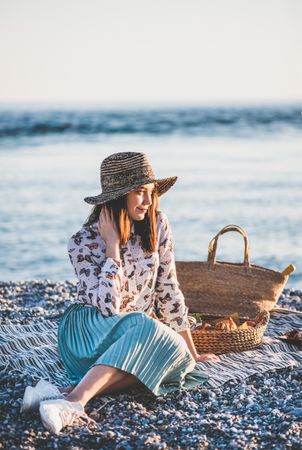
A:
[0, 99, 302, 110]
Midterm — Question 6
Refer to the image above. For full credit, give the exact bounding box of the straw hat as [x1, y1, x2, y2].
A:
[84, 152, 177, 205]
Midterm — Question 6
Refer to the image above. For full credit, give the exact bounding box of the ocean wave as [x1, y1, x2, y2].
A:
[0, 105, 301, 139]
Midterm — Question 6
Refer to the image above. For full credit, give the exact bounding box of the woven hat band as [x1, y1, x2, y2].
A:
[100, 152, 155, 192]
[101, 152, 151, 175]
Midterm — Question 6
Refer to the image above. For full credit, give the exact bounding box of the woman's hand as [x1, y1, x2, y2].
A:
[98, 206, 120, 244]
[98, 206, 121, 261]
[195, 353, 221, 363]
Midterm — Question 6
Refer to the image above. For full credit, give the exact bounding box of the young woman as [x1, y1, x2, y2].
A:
[21, 151, 219, 434]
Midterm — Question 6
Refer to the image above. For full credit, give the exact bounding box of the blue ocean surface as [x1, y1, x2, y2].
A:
[0, 104, 301, 141]
[0, 104, 301, 287]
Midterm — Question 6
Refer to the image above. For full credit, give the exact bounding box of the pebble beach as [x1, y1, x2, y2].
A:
[0, 281, 301, 450]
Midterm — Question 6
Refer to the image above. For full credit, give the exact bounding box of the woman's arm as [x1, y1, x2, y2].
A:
[178, 329, 220, 362]
[178, 329, 198, 359]
[150, 309, 220, 362]
[68, 207, 123, 316]
[154, 212, 220, 362]
[154, 212, 191, 332]
[68, 237, 123, 315]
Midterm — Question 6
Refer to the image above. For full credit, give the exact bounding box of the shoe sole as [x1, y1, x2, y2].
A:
[40, 403, 61, 435]
[21, 386, 37, 413]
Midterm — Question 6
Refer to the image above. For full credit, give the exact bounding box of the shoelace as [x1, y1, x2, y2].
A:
[60, 406, 87, 427]
[60, 406, 100, 431]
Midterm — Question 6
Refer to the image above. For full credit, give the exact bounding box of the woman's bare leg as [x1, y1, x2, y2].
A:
[59, 370, 142, 397]
[58, 385, 75, 394]
[98, 371, 144, 395]
[65, 365, 141, 407]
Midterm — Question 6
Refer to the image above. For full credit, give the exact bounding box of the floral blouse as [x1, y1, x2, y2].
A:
[67, 210, 190, 332]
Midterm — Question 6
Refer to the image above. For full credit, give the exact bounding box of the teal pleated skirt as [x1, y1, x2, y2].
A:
[57, 303, 208, 397]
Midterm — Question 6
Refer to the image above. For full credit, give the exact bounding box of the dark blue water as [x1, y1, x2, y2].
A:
[0, 104, 301, 287]
[0, 105, 301, 141]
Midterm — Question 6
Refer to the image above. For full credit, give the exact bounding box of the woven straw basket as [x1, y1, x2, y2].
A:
[176, 224, 289, 318]
[191, 311, 270, 354]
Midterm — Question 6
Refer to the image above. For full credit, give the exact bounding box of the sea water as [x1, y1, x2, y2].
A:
[0, 105, 301, 287]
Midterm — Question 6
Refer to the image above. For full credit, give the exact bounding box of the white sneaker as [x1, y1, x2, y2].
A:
[39, 399, 86, 435]
[21, 379, 63, 413]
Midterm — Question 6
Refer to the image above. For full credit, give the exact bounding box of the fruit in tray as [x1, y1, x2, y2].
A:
[281, 329, 302, 340]
[193, 312, 262, 331]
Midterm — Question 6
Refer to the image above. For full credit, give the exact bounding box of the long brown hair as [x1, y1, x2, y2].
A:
[84, 188, 159, 253]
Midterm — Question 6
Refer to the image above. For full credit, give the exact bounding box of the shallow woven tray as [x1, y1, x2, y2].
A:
[191, 311, 270, 354]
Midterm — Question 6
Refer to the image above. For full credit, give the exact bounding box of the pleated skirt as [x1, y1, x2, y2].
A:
[57, 303, 208, 396]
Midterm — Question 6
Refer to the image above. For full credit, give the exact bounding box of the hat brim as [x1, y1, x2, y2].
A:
[84, 176, 177, 205]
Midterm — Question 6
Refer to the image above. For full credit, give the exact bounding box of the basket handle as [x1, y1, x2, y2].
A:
[207, 224, 250, 267]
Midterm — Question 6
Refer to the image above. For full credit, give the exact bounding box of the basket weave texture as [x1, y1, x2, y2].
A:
[191, 311, 270, 354]
[176, 225, 288, 317]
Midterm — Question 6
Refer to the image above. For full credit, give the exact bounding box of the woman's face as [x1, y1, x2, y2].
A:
[126, 183, 155, 221]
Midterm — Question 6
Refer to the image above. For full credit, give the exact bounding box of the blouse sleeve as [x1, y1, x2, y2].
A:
[155, 213, 191, 332]
[67, 229, 123, 316]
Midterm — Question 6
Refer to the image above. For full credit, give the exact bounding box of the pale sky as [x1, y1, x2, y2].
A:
[0, 0, 301, 104]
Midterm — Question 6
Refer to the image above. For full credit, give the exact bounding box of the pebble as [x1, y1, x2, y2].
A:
[105, 430, 115, 438]
[289, 407, 302, 418]
[0, 281, 301, 449]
